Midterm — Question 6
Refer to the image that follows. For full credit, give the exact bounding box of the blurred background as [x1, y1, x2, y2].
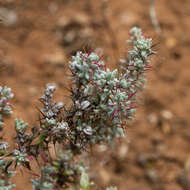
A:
[0, 0, 190, 189]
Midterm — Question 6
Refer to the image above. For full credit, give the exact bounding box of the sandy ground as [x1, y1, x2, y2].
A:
[0, 0, 190, 189]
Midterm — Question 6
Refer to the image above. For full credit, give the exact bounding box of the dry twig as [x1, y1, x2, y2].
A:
[150, 0, 161, 34]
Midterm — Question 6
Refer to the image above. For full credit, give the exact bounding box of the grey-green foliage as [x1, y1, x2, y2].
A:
[14, 119, 28, 134]
[0, 27, 154, 190]
[80, 168, 94, 190]
[0, 86, 14, 127]
[0, 87, 14, 189]
[31, 165, 57, 190]
[40, 84, 64, 119]
[68, 27, 153, 147]
[0, 180, 16, 190]
[0, 160, 16, 190]
[121, 27, 153, 92]
[31, 151, 81, 190]
[0, 142, 9, 151]
[13, 149, 29, 166]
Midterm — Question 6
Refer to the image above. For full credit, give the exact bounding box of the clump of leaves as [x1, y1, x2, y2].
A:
[0, 159, 16, 190]
[0, 86, 15, 189]
[0, 86, 14, 128]
[0, 27, 155, 190]
[64, 27, 154, 148]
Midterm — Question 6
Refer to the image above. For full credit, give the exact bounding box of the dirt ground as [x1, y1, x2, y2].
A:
[0, 0, 190, 189]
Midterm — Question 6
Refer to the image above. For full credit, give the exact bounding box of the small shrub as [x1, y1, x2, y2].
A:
[0, 27, 154, 190]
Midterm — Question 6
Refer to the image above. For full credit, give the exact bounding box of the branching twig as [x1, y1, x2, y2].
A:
[149, 0, 161, 34]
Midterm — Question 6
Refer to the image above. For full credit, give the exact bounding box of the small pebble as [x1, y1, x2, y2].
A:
[118, 144, 128, 159]
[148, 113, 159, 125]
[136, 153, 158, 168]
[161, 110, 173, 120]
[0, 8, 18, 27]
[145, 169, 159, 183]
